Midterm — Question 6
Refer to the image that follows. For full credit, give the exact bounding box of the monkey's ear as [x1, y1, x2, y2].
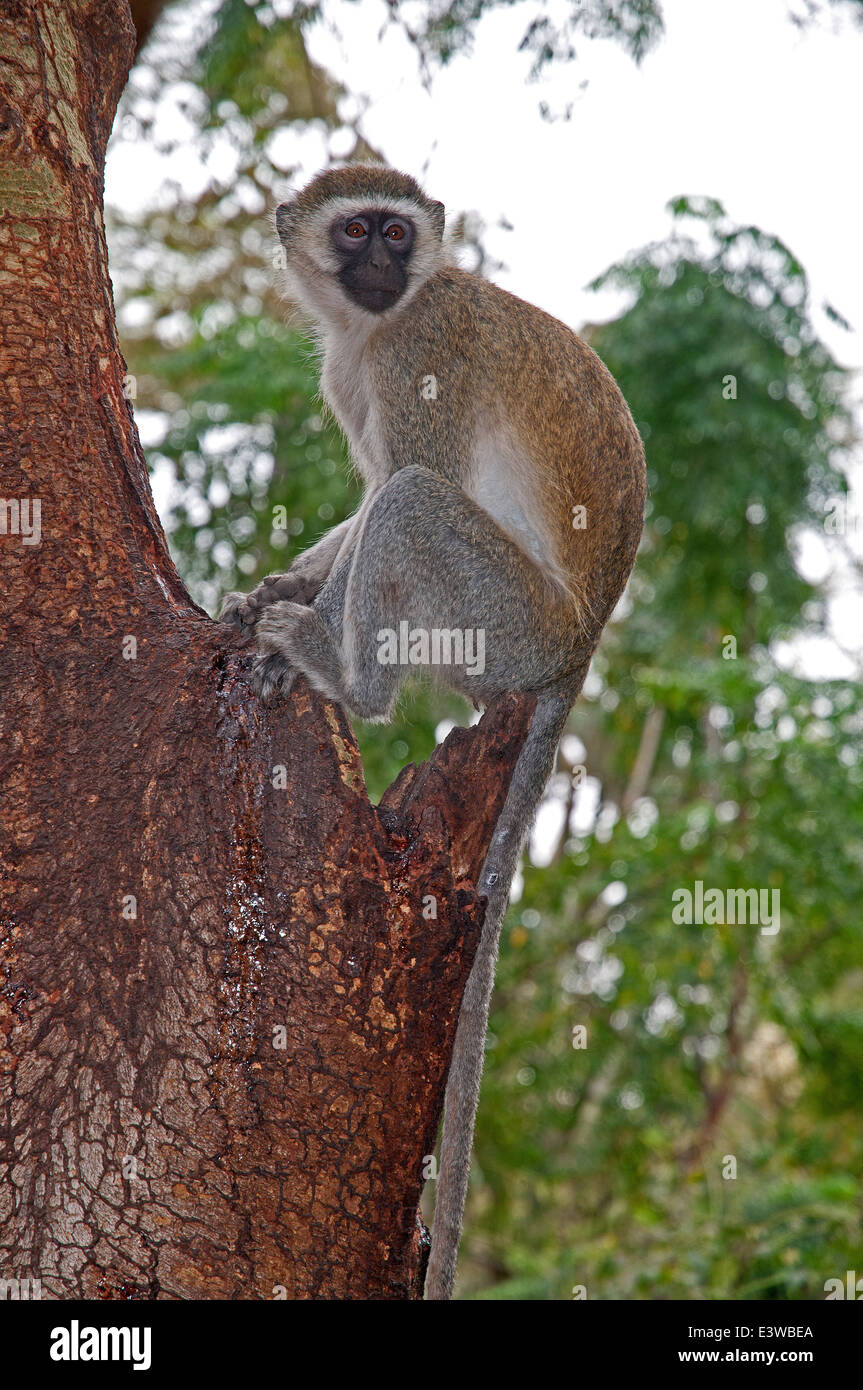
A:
[275, 200, 297, 244]
[428, 200, 446, 240]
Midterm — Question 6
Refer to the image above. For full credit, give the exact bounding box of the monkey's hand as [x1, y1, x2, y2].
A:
[219, 570, 320, 631]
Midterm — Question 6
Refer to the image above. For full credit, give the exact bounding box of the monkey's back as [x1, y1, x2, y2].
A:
[373, 267, 646, 638]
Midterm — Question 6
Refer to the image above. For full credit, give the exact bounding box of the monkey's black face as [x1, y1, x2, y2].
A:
[330, 210, 416, 313]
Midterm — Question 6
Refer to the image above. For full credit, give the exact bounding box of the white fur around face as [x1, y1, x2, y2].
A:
[278, 193, 452, 333]
[276, 189, 453, 483]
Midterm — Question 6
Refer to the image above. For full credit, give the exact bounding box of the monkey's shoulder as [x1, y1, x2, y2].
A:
[384, 267, 614, 389]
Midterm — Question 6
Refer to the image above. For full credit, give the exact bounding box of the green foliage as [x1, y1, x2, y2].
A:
[198, 0, 335, 128]
[588, 196, 850, 662]
[460, 204, 862, 1299]
[130, 310, 354, 608]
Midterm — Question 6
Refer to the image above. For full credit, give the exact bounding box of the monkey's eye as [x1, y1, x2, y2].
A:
[382, 220, 409, 242]
[344, 220, 368, 239]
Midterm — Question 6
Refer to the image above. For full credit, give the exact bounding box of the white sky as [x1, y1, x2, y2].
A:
[106, 0, 863, 675]
[303, 0, 863, 371]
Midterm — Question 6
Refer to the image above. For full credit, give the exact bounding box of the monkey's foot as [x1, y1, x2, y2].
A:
[251, 652, 297, 701]
[219, 571, 319, 631]
[255, 601, 345, 707]
[255, 600, 307, 660]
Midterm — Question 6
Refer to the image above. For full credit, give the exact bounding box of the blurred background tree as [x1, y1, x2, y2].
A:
[111, 0, 863, 1299]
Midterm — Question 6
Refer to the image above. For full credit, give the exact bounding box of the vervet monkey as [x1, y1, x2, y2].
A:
[220, 165, 646, 1300]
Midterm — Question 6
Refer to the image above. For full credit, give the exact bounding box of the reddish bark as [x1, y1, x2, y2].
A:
[0, 0, 534, 1298]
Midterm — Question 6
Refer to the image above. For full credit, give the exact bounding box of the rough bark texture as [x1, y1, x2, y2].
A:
[0, 0, 534, 1298]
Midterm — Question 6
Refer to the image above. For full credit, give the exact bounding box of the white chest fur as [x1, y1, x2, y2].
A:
[467, 429, 548, 567]
[319, 328, 391, 487]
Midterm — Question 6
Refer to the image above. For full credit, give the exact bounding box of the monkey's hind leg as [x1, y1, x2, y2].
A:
[253, 569, 402, 721]
[254, 464, 584, 717]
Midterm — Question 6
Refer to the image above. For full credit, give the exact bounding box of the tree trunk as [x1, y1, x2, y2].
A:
[0, 0, 534, 1299]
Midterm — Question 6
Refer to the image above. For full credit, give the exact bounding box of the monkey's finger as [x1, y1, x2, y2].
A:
[252, 652, 297, 701]
[219, 591, 256, 629]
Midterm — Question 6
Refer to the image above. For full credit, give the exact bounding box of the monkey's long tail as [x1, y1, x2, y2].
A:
[425, 670, 588, 1301]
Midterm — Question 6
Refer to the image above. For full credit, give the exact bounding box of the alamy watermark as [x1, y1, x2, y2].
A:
[824, 497, 861, 535]
[0, 497, 41, 545]
[0, 1275, 41, 1299]
[824, 1271, 863, 1299]
[377, 621, 485, 676]
[50, 1321, 151, 1370]
[672, 880, 780, 935]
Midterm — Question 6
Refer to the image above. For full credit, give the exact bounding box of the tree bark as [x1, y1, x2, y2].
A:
[0, 0, 534, 1299]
